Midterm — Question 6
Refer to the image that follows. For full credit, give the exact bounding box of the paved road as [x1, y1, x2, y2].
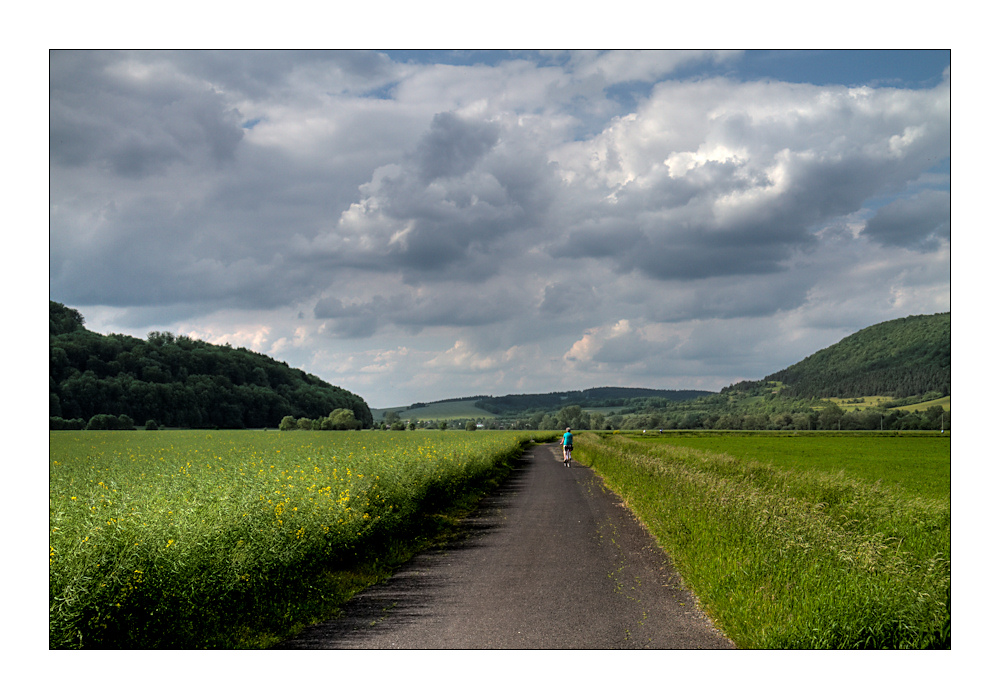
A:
[275, 444, 734, 650]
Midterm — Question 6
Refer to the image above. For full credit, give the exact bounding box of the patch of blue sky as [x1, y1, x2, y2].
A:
[603, 81, 654, 114]
[924, 157, 951, 177]
[856, 180, 950, 220]
[361, 81, 400, 100]
[381, 49, 950, 91]
[241, 117, 263, 130]
[691, 49, 950, 88]
[380, 49, 519, 66]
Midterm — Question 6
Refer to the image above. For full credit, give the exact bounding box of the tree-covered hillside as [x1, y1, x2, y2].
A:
[49, 301, 372, 429]
[764, 313, 950, 399]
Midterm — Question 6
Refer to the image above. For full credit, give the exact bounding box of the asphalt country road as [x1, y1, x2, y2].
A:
[275, 444, 734, 650]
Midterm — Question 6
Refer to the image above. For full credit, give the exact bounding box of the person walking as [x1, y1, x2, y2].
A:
[562, 427, 573, 466]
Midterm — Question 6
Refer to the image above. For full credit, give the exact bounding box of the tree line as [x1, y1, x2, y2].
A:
[361, 398, 950, 434]
[50, 301, 372, 430]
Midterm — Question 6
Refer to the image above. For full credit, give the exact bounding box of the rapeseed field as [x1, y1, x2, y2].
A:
[49, 429, 538, 648]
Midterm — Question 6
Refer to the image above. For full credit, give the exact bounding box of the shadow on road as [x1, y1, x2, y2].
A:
[273, 457, 533, 649]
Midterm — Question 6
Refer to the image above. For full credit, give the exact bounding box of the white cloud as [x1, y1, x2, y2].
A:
[50, 50, 951, 408]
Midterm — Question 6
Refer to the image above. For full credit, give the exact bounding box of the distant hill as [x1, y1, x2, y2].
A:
[764, 312, 950, 399]
[374, 387, 715, 423]
[474, 387, 714, 415]
[373, 313, 949, 432]
[49, 301, 372, 429]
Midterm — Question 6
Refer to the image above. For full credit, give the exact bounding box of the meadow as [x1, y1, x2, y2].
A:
[646, 431, 950, 499]
[49, 429, 548, 649]
[372, 399, 495, 422]
[574, 431, 950, 649]
[828, 395, 951, 413]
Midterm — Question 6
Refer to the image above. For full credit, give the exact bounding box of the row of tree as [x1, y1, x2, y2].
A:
[370, 401, 950, 433]
[602, 404, 950, 432]
[278, 409, 363, 431]
[50, 414, 171, 431]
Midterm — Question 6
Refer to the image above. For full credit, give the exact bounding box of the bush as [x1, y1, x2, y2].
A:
[144, 419, 159, 431]
[86, 414, 136, 430]
[51, 416, 86, 430]
[327, 408, 362, 430]
[278, 416, 297, 431]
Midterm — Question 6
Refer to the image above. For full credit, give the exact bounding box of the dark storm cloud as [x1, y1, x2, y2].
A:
[314, 286, 522, 338]
[860, 189, 951, 250]
[170, 50, 401, 100]
[49, 50, 422, 315]
[547, 218, 644, 260]
[539, 281, 600, 317]
[50, 51, 244, 176]
[591, 331, 656, 365]
[312, 110, 559, 283]
[415, 112, 501, 182]
[640, 272, 815, 324]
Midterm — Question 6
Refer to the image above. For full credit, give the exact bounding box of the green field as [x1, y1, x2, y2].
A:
[828, 395, 895, 410]
[575, 431, 950, 649]
[372, 399, 496, 422]
[51, 427, 950, 649]
[644, 431, 949, 499]
[829, 395, 951, 413]
[49, 429, 548, 649]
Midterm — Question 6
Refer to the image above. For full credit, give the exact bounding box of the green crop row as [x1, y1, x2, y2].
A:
[574, 432, 950, 649]
[49, 430, 551, 649]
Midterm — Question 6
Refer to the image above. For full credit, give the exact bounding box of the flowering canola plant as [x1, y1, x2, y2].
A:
[49, 429, 537, 648]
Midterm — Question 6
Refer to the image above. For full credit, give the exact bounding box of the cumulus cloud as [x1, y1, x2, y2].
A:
[565, 320, 658, 367]
[49, 50, 951, 406]
[300, 108, 561, 285]
[547, 76, 950, 282]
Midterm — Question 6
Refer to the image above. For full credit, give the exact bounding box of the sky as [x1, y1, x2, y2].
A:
[49, 48, 952, 408]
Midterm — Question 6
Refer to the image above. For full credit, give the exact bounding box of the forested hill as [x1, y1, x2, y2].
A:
[49, 301, 373, 429]
[763, 312, 950, 399]
[475, 387, 714, 415]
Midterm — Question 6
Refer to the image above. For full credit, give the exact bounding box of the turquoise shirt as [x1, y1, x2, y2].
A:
[562, 431, 573, 446]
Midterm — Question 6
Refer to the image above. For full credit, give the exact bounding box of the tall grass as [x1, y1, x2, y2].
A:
[574, 433, 950, 649]
[50, 430, 547, 649]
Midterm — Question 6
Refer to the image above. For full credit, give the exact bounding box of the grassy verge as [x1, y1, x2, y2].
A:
[574, 432, 950, 649]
